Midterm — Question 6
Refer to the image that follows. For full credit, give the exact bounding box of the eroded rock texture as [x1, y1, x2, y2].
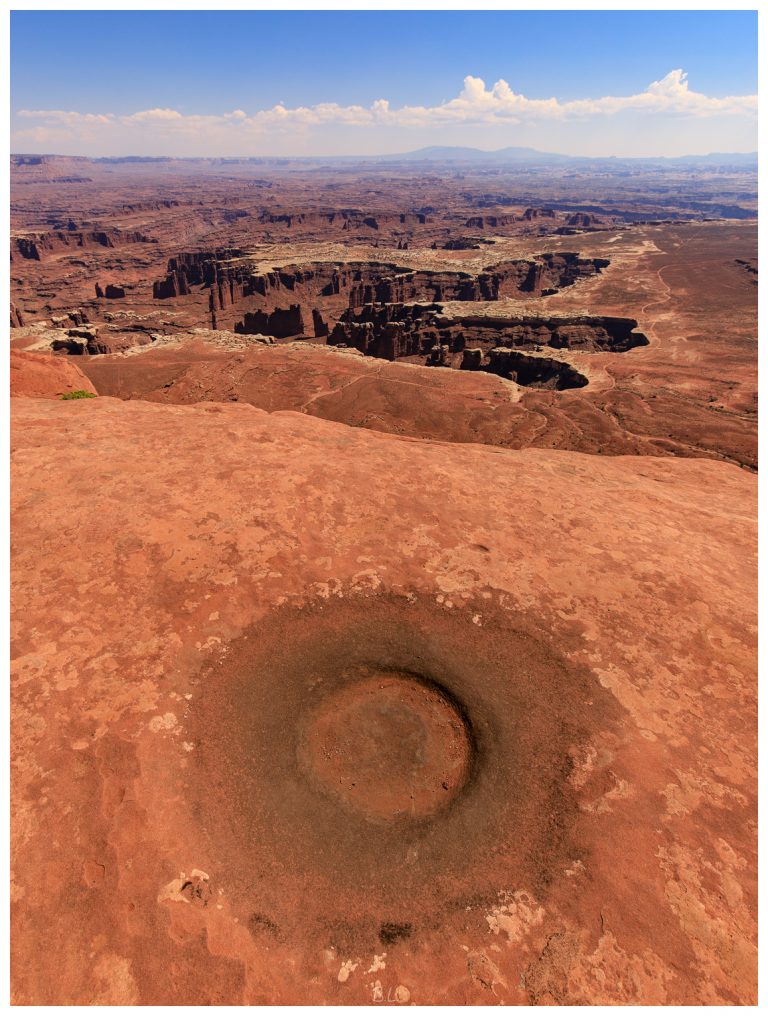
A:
[12, 229, 153, 261]
[9, 158, 757, 1006]
[328, 304, 646, 384]
[151, 253, 609, 334]
[10, 398, 756, 1005]
[10, 349, 97, 398]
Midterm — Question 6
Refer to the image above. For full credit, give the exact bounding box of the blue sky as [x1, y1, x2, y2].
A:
[10, 11, 758, 158]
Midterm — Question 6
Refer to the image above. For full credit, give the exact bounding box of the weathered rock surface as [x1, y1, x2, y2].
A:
[235, 303, 305, 338]
[75, 332, 754, 468]
[50, 326, 113, 356]
[11, 229, 153, 261]
[8, 157, 758, 1007]
[10, 349, 97, 399]
[565, 212, 602, 228]
[95, 283, 127, 300]
[11, 397, 756, 1005]
[11, 301, 24, 328]
[328, 304, 646, 377]
[151, 253, 609, 334]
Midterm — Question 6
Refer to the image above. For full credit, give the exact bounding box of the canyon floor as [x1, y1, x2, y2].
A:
[9, 156, 757, 1005]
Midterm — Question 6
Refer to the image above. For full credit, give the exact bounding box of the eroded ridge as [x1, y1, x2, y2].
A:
[151, 252, 610, 334]
[328, 304, 648, 389]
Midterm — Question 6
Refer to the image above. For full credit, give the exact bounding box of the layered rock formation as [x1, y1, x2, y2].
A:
[465, 208, 557, 228]
[8, 160, 758, 1007]
[50, 326, 111, 356]
[482, 348, 588, 389]
[235, 304, 305, 338]
[151, 252, 610, 335]
[328, 303, 647, 383]
[11, 229, 154, 261]
[95, 283, 127, 299]
[565, 212, 602, 228]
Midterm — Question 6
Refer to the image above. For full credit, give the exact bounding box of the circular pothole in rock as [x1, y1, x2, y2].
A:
[298, 671, 472, 823]
[183, 592, 623, 941]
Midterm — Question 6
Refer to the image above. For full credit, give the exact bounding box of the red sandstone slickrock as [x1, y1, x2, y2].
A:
[10, 396, 756, 1005]
[10, 349, 97, 399]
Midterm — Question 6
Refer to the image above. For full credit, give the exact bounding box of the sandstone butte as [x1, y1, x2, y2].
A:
[10, 391, 756, 1005]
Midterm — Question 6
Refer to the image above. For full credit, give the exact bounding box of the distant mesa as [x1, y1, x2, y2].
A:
[11, 229, 154, 261]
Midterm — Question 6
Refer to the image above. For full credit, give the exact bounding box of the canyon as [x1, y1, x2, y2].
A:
[151, 250, 610, 331]
[9, 154, 758, 1005]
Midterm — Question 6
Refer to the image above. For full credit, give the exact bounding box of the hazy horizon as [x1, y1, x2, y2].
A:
[10, 144, 759, 162]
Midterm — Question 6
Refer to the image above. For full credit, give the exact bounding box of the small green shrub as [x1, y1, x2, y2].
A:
[61, 390, 97, 400]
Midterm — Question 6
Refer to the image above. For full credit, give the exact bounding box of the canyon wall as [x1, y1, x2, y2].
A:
[11, 229, 154, 261]
[151, 252, 610, 336]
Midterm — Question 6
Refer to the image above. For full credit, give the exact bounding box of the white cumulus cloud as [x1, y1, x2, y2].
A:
[12, 72, 756, 155]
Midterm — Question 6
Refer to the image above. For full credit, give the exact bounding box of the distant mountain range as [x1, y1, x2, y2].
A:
[390, 145, 571, 163]
[383, 146, 758, 167]
[11, 147, 758, 168]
